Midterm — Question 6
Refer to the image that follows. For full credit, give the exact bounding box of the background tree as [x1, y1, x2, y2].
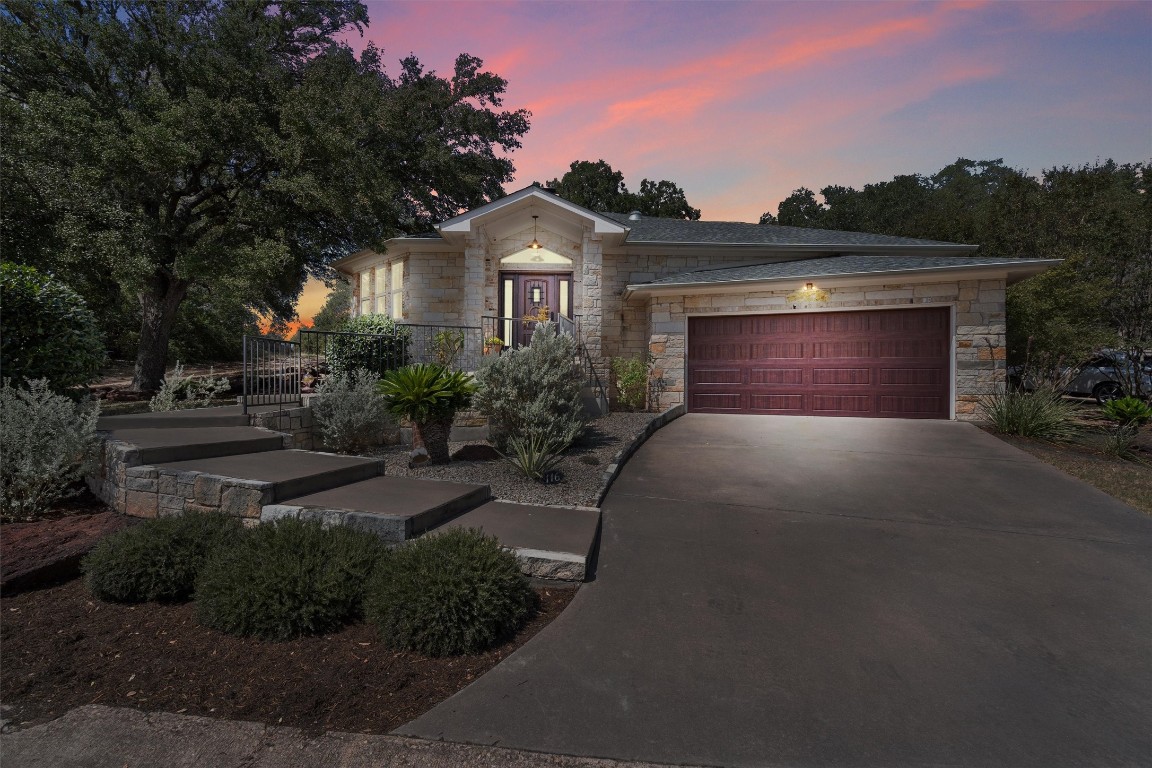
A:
[544, 160, 701, 219]
[1, 0, 529, 391]
[757, 158, 1151, 369]
[309, 280, 354, 333]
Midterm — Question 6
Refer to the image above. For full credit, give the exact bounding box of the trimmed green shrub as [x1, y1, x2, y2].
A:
[312, 368, 393, 453]
[195, 519, 386, 641]
[83, 513, 241, 603]
[473, 322, 586, 452]
[0, 262, 106, 391]
[611, 355, 651, 411]
[979, 387, 1080, 441]
[1102, 396, 1152, 427]
[0, 378, 100, 521]
[364, 528, 535, 657]
[327, 314, 411, 379]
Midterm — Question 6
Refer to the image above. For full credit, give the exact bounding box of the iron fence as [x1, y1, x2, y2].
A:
[241, 335, 302, 414]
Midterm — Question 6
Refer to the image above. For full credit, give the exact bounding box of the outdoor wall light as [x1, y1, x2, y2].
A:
[806, 282, 814, 290]
[528, 215, 542, 250]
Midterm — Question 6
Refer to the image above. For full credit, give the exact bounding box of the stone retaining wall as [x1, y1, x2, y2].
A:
[251, 406, 316, 450]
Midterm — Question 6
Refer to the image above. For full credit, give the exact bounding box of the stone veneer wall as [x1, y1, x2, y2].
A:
[250, 406, 315, 450]
[640, 278, 1007, 421]
[86, 430, 292, 521]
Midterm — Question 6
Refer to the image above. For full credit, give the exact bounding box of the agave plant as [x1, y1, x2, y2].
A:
[378, 364, 476, 464]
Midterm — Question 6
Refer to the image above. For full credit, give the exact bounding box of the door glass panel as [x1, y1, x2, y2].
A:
[560, 280, 570, 318]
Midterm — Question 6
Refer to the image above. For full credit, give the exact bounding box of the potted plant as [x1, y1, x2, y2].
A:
[484, 336, 504, 355]
[378, 364, 476, 465]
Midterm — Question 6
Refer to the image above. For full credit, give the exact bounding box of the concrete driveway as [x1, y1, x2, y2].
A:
[399, 415, 1152, 768]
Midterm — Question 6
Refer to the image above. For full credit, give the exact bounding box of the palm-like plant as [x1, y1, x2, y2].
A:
[378, 364, 476, 464]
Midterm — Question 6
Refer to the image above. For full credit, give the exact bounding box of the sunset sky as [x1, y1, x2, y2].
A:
[295, 0, 1152, 322]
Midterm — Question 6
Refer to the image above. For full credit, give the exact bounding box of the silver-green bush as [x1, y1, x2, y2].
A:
[472, 322, 586, 452]
[311, 369, 392, 453]
[148, 361, 231, 411]
[0, 378, 100, 520]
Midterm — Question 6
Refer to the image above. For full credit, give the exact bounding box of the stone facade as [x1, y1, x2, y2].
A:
[642, 278, 1007, 420]
[87, 430, 289, 521]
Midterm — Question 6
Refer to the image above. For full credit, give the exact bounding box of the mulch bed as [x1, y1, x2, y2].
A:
[0, 488, 129, 594]
[1, 578, 575, 735]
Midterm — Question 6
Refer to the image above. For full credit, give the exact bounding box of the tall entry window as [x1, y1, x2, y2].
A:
[390, 261, 404, 320]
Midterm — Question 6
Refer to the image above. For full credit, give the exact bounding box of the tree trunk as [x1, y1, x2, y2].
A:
[132, 273, 190, 392]
[419, 417, 454, 465]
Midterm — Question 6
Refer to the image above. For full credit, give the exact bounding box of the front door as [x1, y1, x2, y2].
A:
[500, 272, 573, 347]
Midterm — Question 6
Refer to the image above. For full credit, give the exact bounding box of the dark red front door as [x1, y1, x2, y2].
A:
[687, 308, 952, 419]
[501, 272, 572, 347]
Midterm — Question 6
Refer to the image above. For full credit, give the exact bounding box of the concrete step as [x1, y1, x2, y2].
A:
[98, 406, 251, 430]
[154, 450, 384, 502]
[262, 476, 491, 543]
[435, 501, 601, 582]
[102, 427, 285, 464]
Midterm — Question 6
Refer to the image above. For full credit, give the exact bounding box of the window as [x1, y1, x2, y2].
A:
[391, 261, 404, 319]
[359, 271, 371, 316]
[375, 267, 388, 313]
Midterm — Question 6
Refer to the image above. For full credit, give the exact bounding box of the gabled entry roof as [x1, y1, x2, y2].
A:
[435, 186, 630, 246]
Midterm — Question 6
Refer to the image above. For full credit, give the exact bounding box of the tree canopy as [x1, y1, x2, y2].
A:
[1, 0, 530, 390]
[758, 159, 1151, 369]
[543, 160, 701, 220]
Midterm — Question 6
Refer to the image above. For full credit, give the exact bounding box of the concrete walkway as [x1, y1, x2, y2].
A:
[0, 705, 695, 768]
[398, 415, 1152, 768]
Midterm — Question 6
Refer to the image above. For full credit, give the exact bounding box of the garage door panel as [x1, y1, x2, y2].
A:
[812, 395, 872, 412]
[751, 342, 805, 359]
[691, 368, 743, 385]
[812, 368, 871, 385]
[880, 395, 945, 414]
[812, 341, 871, 358]
[690, 392, 743, 411]
[749, 368, 804, 385]
[880, 368, 942, 386]
[748, 393, 805, 411]
[688, 308, 950, 419]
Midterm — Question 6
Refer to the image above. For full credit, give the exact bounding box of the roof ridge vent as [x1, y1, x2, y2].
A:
[628, 210, 642, 221]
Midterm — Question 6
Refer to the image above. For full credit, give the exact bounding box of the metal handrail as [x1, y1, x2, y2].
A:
[241, 334, 302, 414]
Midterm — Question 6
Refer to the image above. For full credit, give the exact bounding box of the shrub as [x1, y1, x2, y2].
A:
[364, 528, 535, 657]
[378, 364, 476, 464]
[432, 329, 466, 367]
[503, 433, 566, 481]
[611, 355, 651, 411]
[0, 263, 106, 391]
[979, 387, 1080, 441]
[195, 518, 386, 641]
[0, 378, 100, 521]
[311, 368, 392, 453]
[148, 361, 231, 412]
[83, 513, 241, 603]
[327, 314, 411, 379]
[473, 322, 586, 452]
[1102, 396, 1152, 428]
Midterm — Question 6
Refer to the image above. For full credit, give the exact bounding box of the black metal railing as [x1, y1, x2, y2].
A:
[241, 335, 302, 413]
[297, 324, 485, 387]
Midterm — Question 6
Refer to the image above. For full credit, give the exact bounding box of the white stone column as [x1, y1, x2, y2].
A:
[580, 230, 606, 380]
[463, 228, 487, 330]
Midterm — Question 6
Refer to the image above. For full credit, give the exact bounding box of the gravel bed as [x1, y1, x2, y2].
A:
[366, 412, 658, 507]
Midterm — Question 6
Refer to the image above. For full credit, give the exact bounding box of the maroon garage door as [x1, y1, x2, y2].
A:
[687, 307, 951, 419]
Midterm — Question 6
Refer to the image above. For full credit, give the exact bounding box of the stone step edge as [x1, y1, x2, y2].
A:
[260, 480, 492, 543]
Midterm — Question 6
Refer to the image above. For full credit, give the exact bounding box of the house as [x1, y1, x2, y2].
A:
[333, 186, 1058, 420]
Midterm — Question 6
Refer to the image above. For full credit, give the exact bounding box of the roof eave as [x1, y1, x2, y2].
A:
[617, 241, 978, 255]
[624, 259, 1063, 297]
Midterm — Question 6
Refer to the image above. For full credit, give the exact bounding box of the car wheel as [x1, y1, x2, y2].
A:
[1093, 381, 1124, 404]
